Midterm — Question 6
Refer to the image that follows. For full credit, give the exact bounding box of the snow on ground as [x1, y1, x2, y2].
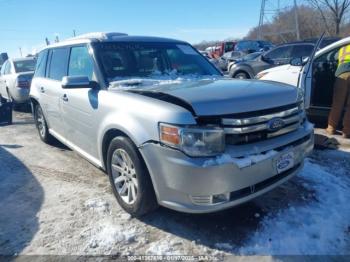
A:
[238, 156, 350, 255]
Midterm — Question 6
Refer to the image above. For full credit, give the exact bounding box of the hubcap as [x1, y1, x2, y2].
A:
[36, 107, 46, 137]
[111, 148, 138, 205]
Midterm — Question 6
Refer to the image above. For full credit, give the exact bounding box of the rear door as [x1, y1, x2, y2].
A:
[44, 47, 70, 137]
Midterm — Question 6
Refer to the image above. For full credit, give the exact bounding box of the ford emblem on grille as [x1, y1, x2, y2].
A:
[267, 118, 285, 132]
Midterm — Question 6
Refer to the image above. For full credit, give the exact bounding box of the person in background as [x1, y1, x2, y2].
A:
[326, 45, 350, 139]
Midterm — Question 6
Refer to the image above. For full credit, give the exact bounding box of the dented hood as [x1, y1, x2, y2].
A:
[126, 79, 298, 116]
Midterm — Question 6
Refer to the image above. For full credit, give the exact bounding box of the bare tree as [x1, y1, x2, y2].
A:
[308, 0, 350, 35]
[246, 5, 326, 43]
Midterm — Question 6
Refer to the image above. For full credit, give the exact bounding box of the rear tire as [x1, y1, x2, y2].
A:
[107, 136, 158, 217]
[34, 104, 53, 143]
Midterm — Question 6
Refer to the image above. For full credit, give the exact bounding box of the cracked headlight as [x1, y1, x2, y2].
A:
[159, 123, 225, 157]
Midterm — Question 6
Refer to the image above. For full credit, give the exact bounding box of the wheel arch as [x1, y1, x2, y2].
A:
[101, 128, 130, 171]
[230, 64, 254, 79]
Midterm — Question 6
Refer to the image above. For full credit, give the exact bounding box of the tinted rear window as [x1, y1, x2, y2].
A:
[14, 59, 36, 73]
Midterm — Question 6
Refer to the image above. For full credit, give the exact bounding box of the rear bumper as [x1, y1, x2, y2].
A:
[10, 87, 30, 103]
[140, 122, 314, 213]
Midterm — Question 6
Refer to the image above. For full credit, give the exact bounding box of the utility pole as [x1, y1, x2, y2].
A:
[258, 0, 300, 42]
[19, 47, 22, 57]
[73, 29, 76, 37]
[294, 0, 300, 40]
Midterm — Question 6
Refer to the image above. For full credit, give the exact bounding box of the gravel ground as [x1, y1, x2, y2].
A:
[0, 110, 349, 259]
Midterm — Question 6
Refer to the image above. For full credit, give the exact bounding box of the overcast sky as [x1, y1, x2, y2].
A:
[0, 0, 262, 57]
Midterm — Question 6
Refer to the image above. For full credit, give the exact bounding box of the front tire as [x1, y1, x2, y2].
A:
[234, 72, 250, 79]
[107, 136, 158, 217]
[34, 104, 52, 143]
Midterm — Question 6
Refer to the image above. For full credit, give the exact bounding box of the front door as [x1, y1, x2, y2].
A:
[60, 45, 100, 160]
[299, 34, 325, 109]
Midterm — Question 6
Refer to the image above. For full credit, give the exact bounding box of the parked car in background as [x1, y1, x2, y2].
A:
[0, 53, 8, 66]
[199, 50, 221, 69]
[303, 36, 341, 49]
[229, 42, 314, 79]
[257, 36, 350, 126]
[227, 51, 262, 72]
[217, 51, 244, 71]
[234, 40, 273, 54]
[255, 37, 343, 86]
[0, 57, 36, 103]
[210, 41, 236, 58]
[30, 32, 313, 216]
[256, 64, 301, 86]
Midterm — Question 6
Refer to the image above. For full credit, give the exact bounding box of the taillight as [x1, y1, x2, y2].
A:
[16, 79, 30, 88]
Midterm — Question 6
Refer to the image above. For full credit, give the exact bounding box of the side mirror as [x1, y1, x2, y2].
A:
[290, 57, 309, 66]
[62, 76, 94, 89]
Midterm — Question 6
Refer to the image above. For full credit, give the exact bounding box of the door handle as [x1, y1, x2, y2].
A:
[62, 94, 68, 102]
[40, 87, 45, 93]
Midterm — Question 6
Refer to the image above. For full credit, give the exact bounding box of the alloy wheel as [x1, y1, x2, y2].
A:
[36, 107, 46, 138]
[111, 148, 138, 205]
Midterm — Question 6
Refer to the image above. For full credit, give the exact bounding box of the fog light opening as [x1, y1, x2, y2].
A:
[212, 193, 230, 204]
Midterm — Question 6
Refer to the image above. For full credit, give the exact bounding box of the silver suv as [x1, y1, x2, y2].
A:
[30, 32, 314, 216]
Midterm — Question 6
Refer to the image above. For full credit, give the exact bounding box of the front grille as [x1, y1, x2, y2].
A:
[222, 103, 305, 145]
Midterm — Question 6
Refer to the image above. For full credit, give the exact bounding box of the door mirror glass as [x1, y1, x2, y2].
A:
[62, 76, 91, 89]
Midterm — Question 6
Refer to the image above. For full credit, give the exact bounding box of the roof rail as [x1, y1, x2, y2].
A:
[66, 32, 128, 41]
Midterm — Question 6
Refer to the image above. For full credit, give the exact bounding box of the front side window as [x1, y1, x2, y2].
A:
[93, 42, 220, 82]
[14, 59, 36, 73]
[48, 48, 70, 81]
[265, 46, 293, 60]
[68, 46, 94, 80]
[292, 45, 314, 59]
[264, 46, 294, 65]
[34, 50, 48, 78]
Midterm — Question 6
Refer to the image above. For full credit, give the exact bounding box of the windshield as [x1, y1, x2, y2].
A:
[14, 59, 36, 73]
[93, 42, 221, 83]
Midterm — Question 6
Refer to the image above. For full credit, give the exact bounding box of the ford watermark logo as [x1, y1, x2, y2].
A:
[267, 118, 285, 132]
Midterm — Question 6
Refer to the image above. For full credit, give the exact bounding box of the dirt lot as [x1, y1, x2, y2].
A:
[0, 110, 349, 258]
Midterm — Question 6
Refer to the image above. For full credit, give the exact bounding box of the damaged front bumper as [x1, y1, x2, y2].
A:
[139, 122, 314, 213]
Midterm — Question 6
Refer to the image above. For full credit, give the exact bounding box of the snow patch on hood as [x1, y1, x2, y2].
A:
[109, 74, 221, 90]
